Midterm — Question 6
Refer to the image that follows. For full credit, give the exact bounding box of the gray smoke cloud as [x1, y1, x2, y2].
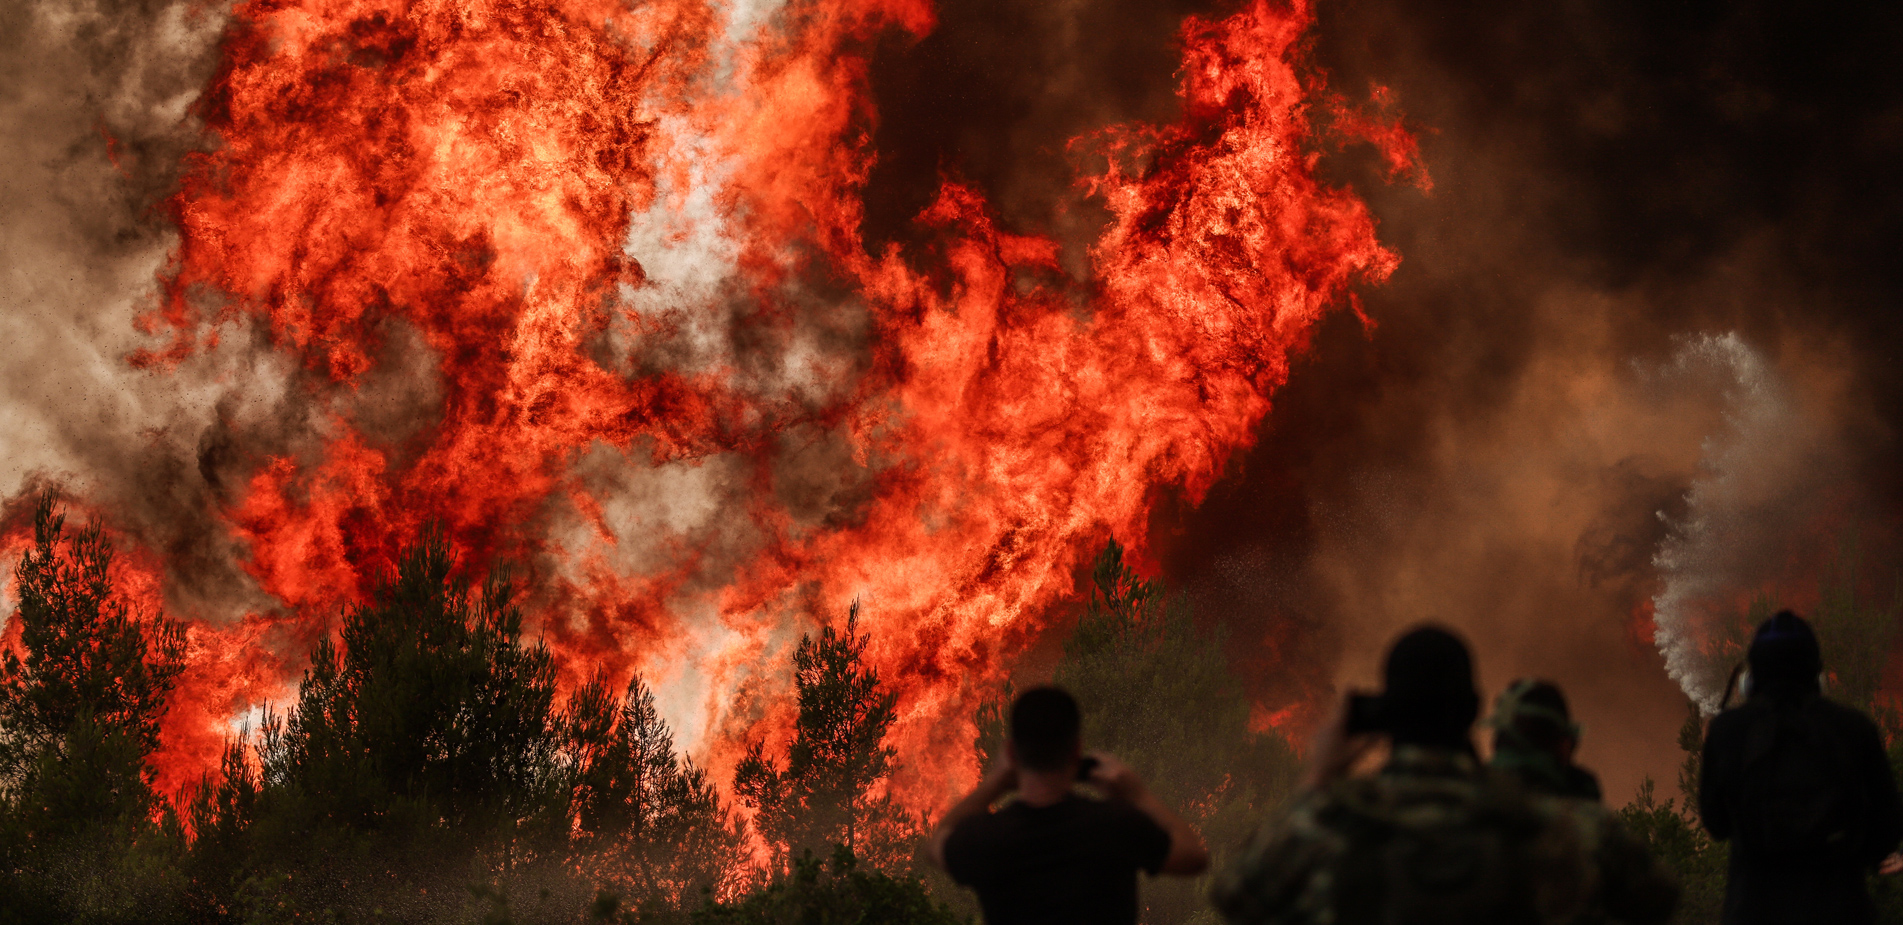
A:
[0, 0, 307, 623]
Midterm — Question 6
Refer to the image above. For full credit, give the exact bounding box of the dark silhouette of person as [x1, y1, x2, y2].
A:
[1489, 678, 1604, 802]
[1699, 610, 1903, 925]
[929, 685, 1209, 924]
[1213, 625, 1676, 925]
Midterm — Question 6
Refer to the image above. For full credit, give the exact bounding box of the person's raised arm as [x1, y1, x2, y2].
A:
[1301, 695, 1379, 793]
[1088, 753, 1209, 875]
[929, 749, 1017, 871]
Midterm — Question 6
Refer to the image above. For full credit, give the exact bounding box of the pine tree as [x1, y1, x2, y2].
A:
[237, 527, 570, 921]
[734, 602, 907, 873]
[0, 494, 185, 803]
[567, 670, 736, 913]
[0, 493, 188, 923]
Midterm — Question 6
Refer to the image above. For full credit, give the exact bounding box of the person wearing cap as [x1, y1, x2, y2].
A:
[1490, 678, 1603, 802]
[1490, 678, 1684, 924]
[1699, 610, 1903, 925]
[1211, 625, 1677, 925]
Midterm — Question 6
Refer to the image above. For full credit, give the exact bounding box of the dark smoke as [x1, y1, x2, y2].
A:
[863, 0, 1207, 266]
[1168, 0, 1903, 801]
[864, 0, 1903, 803]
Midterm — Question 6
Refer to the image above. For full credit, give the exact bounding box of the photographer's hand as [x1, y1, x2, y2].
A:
[1084, 752, 1209, 876]
[1302, 695, 1380, 791]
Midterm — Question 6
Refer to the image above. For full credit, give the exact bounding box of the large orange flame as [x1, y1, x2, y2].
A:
[42, 0, 1414, 809]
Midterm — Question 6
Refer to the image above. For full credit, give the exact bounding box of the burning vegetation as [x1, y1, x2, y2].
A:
[5, 0, 1903, 920]
[0, 499, 1299, 922]
[3, 0, 1400, 915]
[9, 0, 1411, 818]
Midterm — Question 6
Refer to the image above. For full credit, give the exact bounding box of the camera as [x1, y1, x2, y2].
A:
[1076, 755, 1101, 781]
[1344, 693, 1386, 735]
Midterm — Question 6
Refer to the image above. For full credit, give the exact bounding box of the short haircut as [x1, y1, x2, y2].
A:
[1010, 686, 1081, 771]
[1749, 609, 1823, 693]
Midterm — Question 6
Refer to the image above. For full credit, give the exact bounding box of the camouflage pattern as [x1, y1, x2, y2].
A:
[1211, 746, 1675, 925]
[1488, 679, 1604, 802]
[1490, 743, 1604, 802]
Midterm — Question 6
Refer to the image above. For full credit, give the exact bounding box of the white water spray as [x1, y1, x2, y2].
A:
[1650, 332, 1809, 715]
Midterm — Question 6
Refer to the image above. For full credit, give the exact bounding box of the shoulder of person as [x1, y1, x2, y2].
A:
[946, 804, 1006, 842]
[1077, 792, 1154, 824]
[1708, 702, 1760, 735]
[1812, 695, 1883, 730]
[1211, 793, 1347, 925]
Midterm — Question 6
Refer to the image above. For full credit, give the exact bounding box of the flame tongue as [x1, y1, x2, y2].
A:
[123, 0, 1410, 808]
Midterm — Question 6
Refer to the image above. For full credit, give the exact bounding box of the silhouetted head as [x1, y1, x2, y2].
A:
[1490, 678, 1580, 758]
[1380, 625, 1481, 749]
[1010, 686, 1082, 772]
[1747, 610, 1822, 699]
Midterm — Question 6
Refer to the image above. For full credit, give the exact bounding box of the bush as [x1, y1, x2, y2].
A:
[692, 846, 964, 925]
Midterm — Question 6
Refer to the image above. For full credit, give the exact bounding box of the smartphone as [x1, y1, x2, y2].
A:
[1344, 693, 1385, 735]
[1076, 755, 1101, 781]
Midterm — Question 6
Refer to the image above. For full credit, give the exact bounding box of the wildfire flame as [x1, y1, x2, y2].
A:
[12, 0, 1415, 808]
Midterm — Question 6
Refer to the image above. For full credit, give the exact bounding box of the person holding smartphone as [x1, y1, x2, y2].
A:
[1211, 625, 1676, 925]
[929, 685, 1209, 924]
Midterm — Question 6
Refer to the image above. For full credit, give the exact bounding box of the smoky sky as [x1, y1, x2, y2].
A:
[863, 0, 1903, 801]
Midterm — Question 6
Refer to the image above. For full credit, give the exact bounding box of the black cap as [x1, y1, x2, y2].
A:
[1748, 610, 1822, 696]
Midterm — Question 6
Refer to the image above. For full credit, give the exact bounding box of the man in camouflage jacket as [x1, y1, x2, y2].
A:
[1211, 627, 1677, 925]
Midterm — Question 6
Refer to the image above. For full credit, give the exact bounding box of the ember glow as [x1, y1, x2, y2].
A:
[11, 0, 1412, 807]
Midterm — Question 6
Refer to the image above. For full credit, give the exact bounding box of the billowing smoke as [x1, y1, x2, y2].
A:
[0, 0, 294, 619]
[7, 0, 1900, 816]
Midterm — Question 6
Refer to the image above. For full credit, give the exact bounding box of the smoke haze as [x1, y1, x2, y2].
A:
[1157, 0, 1903, 801]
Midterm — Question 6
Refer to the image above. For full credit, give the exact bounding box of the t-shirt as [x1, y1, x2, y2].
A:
[943, 793, 1172, 925]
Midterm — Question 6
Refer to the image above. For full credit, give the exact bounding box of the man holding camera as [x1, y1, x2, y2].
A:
[1212, 625, 1677, 925]
[930, 686, 1210, 924]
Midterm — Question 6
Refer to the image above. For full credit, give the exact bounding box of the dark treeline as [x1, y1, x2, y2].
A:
[0, 497, 955, 924]
[4, 494, 1902, 924]
[0, 497, 1301, 924]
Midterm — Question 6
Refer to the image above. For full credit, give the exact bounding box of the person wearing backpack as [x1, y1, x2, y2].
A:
[1699, 610, 1903, 925]
[1211, 626, 1676, 925]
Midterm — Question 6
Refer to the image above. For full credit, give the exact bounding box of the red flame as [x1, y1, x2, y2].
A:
[18, 0, 1418, 811]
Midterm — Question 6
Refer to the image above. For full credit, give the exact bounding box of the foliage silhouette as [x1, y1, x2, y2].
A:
[0, 494, 189, 924]
[734, 601, 912, 873]
[691, 845, 963, 925]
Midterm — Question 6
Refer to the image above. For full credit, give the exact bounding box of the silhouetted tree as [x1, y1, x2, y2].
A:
[0, 494, 188, 923]
[234, 527, 571, 921]
[734, 602, 910, 873]
[566, 670, 737, 915]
